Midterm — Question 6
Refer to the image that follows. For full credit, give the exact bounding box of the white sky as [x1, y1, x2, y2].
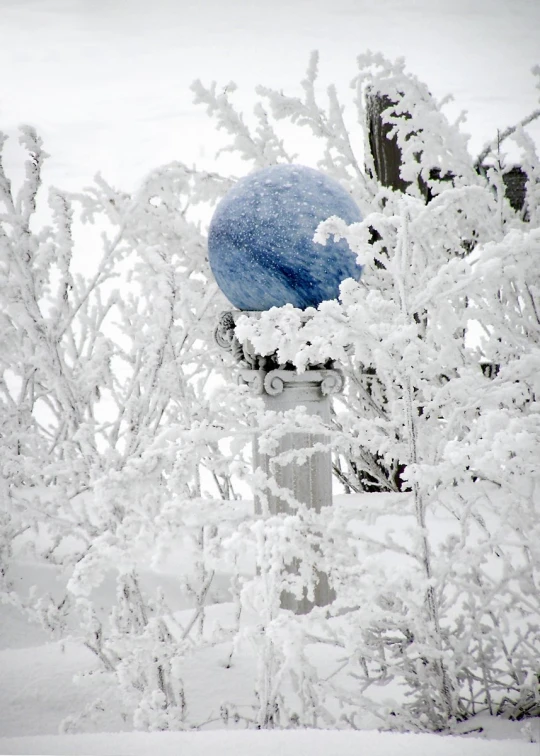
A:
[1, 0, 539, 193]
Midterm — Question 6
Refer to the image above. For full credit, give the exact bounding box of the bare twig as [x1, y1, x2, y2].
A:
[476, 108, 540, 168]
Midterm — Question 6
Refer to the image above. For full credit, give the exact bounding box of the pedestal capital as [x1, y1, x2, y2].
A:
[215, 311, 264, 368]
[238, 367, 344, 399]
[215, 309, 339, 376]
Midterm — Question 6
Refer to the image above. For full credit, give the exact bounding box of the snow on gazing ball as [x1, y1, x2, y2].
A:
[208, 164, 363, 310]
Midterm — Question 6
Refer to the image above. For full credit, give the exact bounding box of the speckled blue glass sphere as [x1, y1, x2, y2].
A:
[208, 164, 362, 311]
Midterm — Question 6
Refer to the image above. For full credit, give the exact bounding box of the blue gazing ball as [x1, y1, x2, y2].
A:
[208, 164, 362, 311]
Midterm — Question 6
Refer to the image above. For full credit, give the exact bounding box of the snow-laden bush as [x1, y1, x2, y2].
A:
[1, 52, 539, 732]
[197, 52, 540, 728]
[0, 129, 250, 729]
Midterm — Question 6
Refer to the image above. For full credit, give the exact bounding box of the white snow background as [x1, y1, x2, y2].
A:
[1, 0, 540, 754]
[1, 0, 540, 192]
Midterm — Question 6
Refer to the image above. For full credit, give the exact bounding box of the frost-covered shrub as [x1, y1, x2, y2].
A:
[196, 53, 540, 728]
[2, 50, 539, 733]
[0, 128, 248, 729]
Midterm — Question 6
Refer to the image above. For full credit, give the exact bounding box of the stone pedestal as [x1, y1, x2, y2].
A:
[238, 368, 343, 516]
[216, 312, 343, 614]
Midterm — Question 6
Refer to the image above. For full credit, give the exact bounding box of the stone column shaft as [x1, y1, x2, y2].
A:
[240, 368, 341, 517]
[216, 312, 343, 614]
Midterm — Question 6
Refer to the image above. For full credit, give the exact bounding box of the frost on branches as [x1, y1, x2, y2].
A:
[1, 52, 539, 733]
[0, 128, 248, 729]
[198, 52, 540, 728]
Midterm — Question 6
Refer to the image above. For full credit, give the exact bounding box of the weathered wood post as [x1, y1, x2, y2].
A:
[365, 88, 528, 207]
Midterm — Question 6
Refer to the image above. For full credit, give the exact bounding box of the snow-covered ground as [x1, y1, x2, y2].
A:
[1, 560, 539, 754]
[2, 496, 539, 753]
[1, 728, 539, 756]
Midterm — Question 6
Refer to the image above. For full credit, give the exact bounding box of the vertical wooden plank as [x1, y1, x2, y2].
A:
[365, 90, 409, 193]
